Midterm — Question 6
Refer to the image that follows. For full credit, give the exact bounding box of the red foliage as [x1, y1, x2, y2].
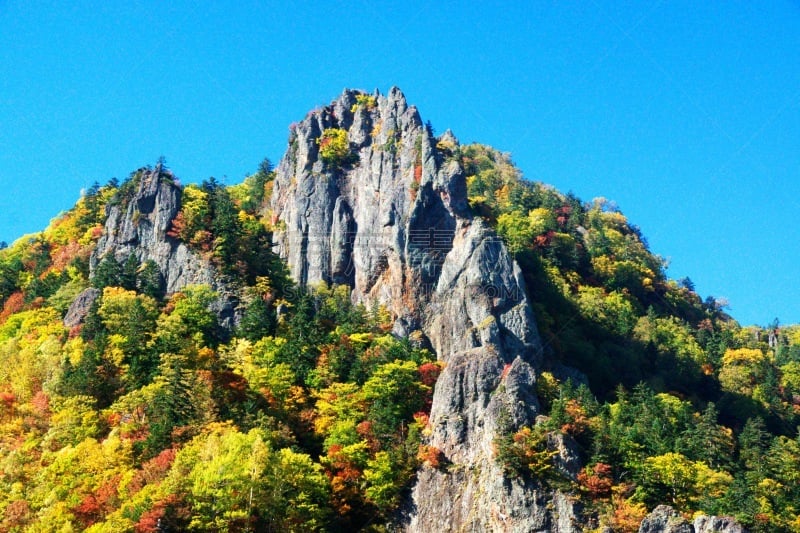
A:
[135, 495, 187, 533]
[417, 445, 444, 469]
[30, 391, 50, 416]
[135, 507, 165, 533]
[500, 363, 512, 381]
[560, 399, 591, 437]
[578, 463, 613, 499]
[0, 390, 16, 410]
[418, 362, 441, 387]
[73, 474, 121, 527]
[0, 291, 25, 324]
[414, 164, 423, 182]
[418, 362, 441, 410]
[166, 212, 186, 239]
[74, 494, 102, 526]
[141, 448, 177, 483]
[2, 500, 31, 529]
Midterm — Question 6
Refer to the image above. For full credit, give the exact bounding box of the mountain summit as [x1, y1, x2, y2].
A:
[0, 88, 784, 532]
[270, 87, 565, 529]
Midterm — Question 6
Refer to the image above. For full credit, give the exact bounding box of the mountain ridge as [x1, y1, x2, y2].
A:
[0, 87, 796, 532]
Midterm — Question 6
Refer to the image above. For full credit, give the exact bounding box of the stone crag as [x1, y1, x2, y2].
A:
[270, 87, 583, 531]
[91, 164, 235, 327]
[638, 506, 748, 533]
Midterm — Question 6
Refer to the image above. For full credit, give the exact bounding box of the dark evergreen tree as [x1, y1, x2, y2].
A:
[679, 403, 733, 469]
[210, 185, 239, 269]
[0, 257, 21, 301]
[137, 259, 163, 299]
[92, 255, 122, 289]
[237, 295, 274, 342]
[121, 253, 139, 291]
[738, 417, 771, 479]
[143, 353, 197, 457]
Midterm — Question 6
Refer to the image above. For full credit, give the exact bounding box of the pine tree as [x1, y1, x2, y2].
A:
[92, 255, 121, 289]
[137, 260, 163, 299]
[680, 403, 733, 469]
[121, 253, 139, 291]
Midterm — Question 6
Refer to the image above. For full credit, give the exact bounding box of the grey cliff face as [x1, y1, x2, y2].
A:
[63, 287, 100, 328]
[693, 515, 748, 533]
[271, 87, 583, 531]
[91, 165, 234, 326]
[639, 506, 694, 533]
[639, 506, 748, 533]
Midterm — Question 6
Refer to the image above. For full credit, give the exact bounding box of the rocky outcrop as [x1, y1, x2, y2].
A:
[693, 515, 748, 533]
[639, 506, 748, 533]
[639, 506, 693, 533]
[271, 88, 581, 531]
[91, 164, 235, 326]
[63, 287, 100, 328]
[548, 431, 583, 480]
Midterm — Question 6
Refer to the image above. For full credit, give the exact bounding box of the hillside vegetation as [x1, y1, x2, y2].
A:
[0, 149, 798, 532]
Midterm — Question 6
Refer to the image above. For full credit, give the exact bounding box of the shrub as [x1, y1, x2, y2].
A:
[317, 128, 353, 168]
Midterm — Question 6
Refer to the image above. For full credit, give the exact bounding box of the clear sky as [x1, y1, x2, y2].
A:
[1, 1, 798, 326]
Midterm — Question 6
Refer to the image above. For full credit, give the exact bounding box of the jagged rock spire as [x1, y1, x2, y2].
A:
[271, 88, 585, 531]
[91, 163, 235, 326]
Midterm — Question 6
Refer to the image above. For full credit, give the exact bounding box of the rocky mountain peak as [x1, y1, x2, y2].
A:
[91, 164, 234, 326]
[270, 88, 585, 531]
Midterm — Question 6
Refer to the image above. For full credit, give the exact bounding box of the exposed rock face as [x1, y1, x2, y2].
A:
[693, 515, 748, 533]
[271, 88, 581, 531]
[638, 506, 749, 533]
[91, 165, 235, 326]
[548, 431, 583, 480]
[639, 506, 694, 533]
[63, 287, 100, 328]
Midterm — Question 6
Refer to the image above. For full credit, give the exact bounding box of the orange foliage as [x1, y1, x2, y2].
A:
[30, 391, 50, 416]
[417, 445, 444, 468]
[73, 474, 121, 527]
[0, 291, 25, 324]
[1, 500, 31, 530]
[413, 411, 429, 427]
[561, 399, 591, 437]
[578, 462, 613, 499]
[50, 241, 86, 271]
[608, 485, 648, 533]
[68, 324, 83, 338]
[167, 211, 186, 239]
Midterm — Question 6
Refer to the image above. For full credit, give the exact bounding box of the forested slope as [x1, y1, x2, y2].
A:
[0, 90, 798, 532]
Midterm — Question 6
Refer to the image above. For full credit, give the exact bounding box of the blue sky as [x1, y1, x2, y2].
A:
[1, 1, 798, 326]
